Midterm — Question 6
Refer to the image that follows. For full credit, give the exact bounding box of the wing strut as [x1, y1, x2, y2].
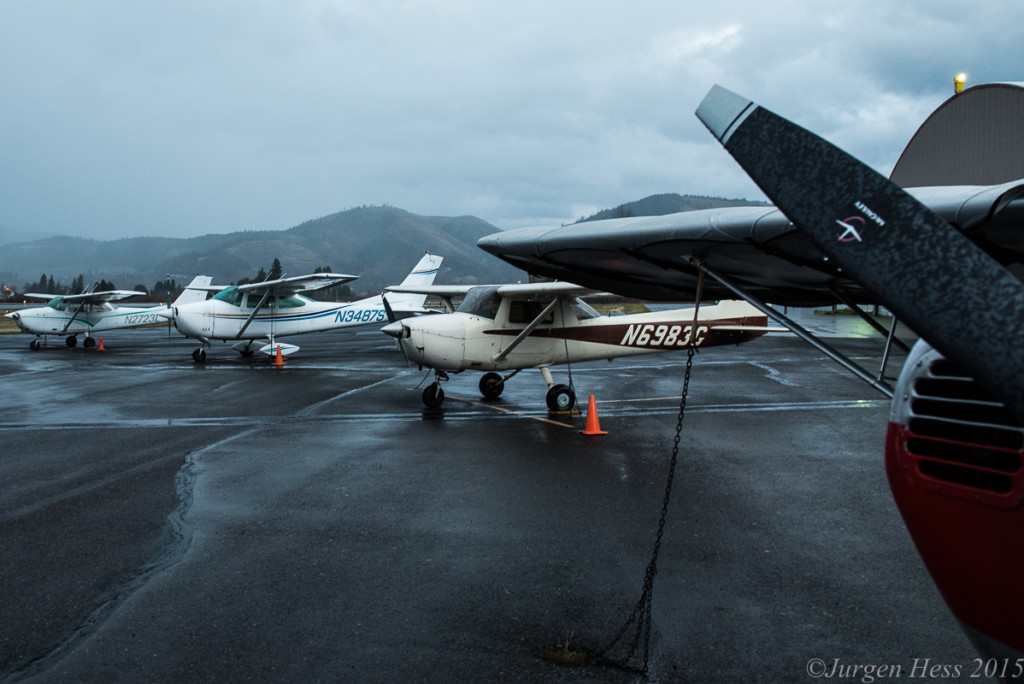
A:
[693, 260, 894, 398]
[491, 297, 561, 363]
[237, 290, 272, 339]
[61, 301, 88, 333]
[826, 286, 910, 354]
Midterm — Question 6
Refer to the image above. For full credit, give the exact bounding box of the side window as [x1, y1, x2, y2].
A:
[507, 300, 554, 325]
[276, 296, 305, 309]
[569, 298, 600, 320]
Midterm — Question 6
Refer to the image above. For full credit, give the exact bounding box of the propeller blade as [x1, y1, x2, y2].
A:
[382, 295, 397, 324]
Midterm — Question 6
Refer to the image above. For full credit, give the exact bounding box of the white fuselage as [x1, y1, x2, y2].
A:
[171, 291, 388, 342]
[8, 302, 167, 336]
[396, 299, 768, 372]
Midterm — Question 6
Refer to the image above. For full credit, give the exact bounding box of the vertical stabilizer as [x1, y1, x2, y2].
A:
[172, 276, 214, 307]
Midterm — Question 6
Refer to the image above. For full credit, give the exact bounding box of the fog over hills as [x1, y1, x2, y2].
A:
[0, 195, 759, 294]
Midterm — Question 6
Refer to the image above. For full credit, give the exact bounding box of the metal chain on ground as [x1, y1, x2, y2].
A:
[592, 342, 696, 675]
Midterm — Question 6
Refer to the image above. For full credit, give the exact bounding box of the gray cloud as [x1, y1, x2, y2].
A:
[2, 0, 1020, 240]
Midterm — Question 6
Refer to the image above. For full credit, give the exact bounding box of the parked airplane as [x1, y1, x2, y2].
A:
[5, 276, 212, 350]
[162, 253, 443, 362]
[477, 84, 1024, 674]
[382, 281, 777, 409]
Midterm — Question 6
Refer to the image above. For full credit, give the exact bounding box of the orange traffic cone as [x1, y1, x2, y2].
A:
[580, 394, 607, 435]
[273, 345, 286, 368]
[97, 337, 104, 351]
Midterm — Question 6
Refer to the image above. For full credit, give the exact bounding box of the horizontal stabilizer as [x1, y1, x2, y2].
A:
[258, 342, 300, 357]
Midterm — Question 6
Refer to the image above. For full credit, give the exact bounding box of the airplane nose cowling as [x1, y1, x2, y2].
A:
[404, 315, 466, 370]
[381, 321, 404, 339]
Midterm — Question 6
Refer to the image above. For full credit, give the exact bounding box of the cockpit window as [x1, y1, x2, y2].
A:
[213, 287, 244, 306]
[244, 292, 267, 308]
[47, 296, 66, 311]
[570, 298, 600, 320]
[275, 296, 305, 309]
[507, 299, 553, 324]
[456, 286, 501, 319]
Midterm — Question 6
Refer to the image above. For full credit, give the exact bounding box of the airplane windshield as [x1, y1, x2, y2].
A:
[47, 297, 66, 311]
[456, 286, 501, 319]
[213, 287, 244, 307]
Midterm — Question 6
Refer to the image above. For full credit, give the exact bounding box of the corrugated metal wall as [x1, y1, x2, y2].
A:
[891, 83, 1024, 187]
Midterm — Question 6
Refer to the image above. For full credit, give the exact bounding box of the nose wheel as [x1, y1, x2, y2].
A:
[192, 347, 207, 363]
[421, 370, 449, 408]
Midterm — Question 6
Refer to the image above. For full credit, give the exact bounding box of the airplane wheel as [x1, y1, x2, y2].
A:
[422, 382, 445, 408]
[83, 337, 96, 349]
[479, 372, 504, 398]
[240, 349, 255, 358]
[30, 339, 41, 351]
[66, 335, 77, 348]
[546, 384, 576, 412]
[192, 348, 207, 363]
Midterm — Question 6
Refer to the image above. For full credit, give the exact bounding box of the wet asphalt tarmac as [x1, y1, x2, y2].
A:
[0, 315, 981, 682]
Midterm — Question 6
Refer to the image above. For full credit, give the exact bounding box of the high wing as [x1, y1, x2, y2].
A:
[235, 273, 359, 298]
[386, 282, 597, 298]
[23, 289, 147, 304]
[476, 181, 1024, 307]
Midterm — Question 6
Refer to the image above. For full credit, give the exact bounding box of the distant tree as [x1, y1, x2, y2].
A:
[47, 275, 55, 294]
[38, 274, 48, 293]
[269, 258, 282, 280]
[133, 283, 148, 295]
[72, 275, 85, 293]
[97, 279, 115, 290]
[256, 267, 267, 282]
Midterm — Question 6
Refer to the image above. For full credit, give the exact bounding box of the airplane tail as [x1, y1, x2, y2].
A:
[172, 275, 214, 307]
[385, 253, 444, 314]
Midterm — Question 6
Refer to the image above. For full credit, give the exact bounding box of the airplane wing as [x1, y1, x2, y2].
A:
[61, 290, 147, 304]
[386, 282, 598, 297]
[385, 284, 479, 297]
[695, 83, 1024, 417]
[476, 182, 1024, 307]
[235, 273, 359, 298]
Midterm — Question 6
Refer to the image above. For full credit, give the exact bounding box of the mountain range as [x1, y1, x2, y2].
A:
[0, 194, 764, 295]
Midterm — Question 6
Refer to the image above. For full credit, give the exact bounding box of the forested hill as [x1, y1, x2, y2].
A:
[1, 195, 765, 295]
[0, 207, 522, 296]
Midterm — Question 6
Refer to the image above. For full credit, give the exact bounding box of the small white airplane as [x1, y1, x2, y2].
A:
[5, 276, 213, 350]
[161, 253, 443, 362]
[382, 281, 779, 409]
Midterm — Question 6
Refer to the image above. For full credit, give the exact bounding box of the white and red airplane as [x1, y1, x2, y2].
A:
[383, 280, 778, 409]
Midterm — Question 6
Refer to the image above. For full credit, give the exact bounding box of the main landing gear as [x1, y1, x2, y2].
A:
[192, 347, 207, 363]
[49, 335, 96, 350]
[418, 367, 576, 412]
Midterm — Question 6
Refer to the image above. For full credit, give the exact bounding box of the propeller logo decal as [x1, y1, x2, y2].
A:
[836, 216, 865, 242]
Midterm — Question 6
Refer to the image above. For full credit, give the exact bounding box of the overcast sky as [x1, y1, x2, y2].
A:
[1, 1, 1021, 241]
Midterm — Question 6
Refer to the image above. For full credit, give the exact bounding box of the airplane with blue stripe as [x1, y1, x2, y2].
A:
[159, 253, 443, 362]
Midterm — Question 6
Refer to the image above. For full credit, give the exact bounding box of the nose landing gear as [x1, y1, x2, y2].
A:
[422, 370, 450, 408]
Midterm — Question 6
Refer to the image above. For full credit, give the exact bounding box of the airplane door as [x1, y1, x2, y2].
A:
[500, 299, 556, 363]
